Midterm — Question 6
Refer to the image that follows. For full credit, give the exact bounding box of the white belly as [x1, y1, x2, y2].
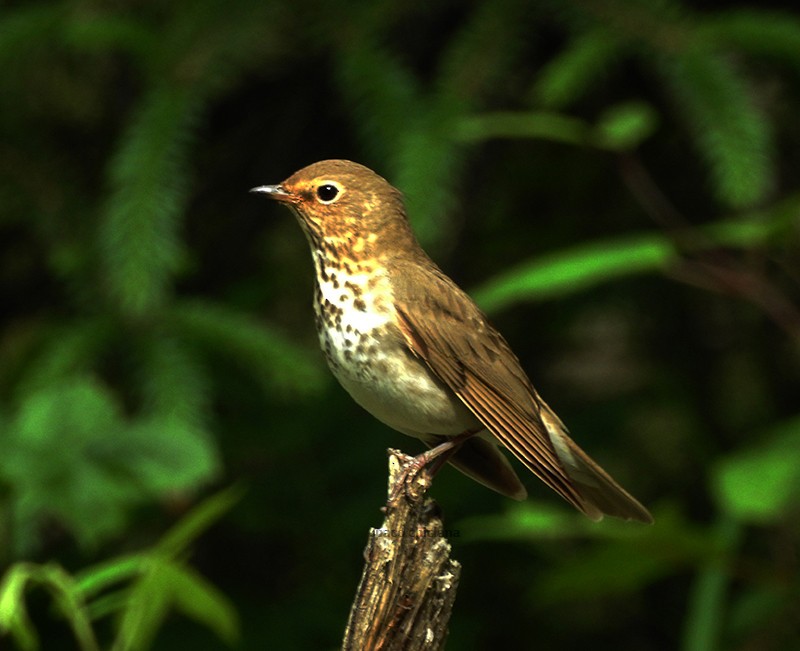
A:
[330, 342, 479, 439]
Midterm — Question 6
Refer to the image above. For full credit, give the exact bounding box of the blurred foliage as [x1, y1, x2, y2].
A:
[0, 0, 799, 649]
[0, 489, 240, 650]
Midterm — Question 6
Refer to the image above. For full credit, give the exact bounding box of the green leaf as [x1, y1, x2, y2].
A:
[0, 565, 38, 651]
[534, 542, 672, 605]
[472, 233, 673, 311]
[727, 584, 790, 639]
[465, 505, 715, 605]
[156, 486, 243, 558]
[527, 508, 719, 606]
[74, 555, 145, 601]
[108, 416, 220, 497]
[0, 377, 219, 553]
[681, 517, 742, 651]
[0, 377, 135, 551]
[437, 0, 530, 102]
[113, 558, 172, 651]
[0, 6, 63, 68]
[711, 416, 800, 523]
[38, 565, 100, 651]
[593, 101, 659, 150]
[62, 14, 157, 61]
[162, 562, 238, 645]
[134, 334, 209, 432]
[335, 37, 419, 162]
[0, 562, 100, 651]
[471, 199, 798, 312]
[458, 501, 586, 542]
[113, 557, 238, 651]
[12, 320, 113, 400]
[455, 111, 590, 146]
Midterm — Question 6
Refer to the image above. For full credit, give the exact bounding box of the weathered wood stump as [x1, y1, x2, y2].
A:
[342, 449, 461, 651]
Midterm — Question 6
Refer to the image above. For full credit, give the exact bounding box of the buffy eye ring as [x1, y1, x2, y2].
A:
[316, 183, 341, 204]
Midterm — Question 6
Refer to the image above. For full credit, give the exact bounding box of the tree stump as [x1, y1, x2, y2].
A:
[342, 449, 461, 651]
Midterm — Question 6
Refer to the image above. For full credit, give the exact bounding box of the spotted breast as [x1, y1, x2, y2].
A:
[311, 236, 479, 439]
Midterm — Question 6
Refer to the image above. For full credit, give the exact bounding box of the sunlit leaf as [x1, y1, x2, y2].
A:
[74, 555, 144, 601]
[471, 199, 798, 312]
[458, 501, 585, 542]
[472, 233, 673, 311]
[0, 565, 38, 651]
[711, 416, 800, 523]
[0, 563, 100, 651]
[0, 378, 135, 551]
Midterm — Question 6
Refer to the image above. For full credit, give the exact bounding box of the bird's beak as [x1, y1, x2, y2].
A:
[249, 184, 292, 202]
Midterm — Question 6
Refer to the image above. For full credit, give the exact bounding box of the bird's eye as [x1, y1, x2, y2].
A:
[316, 183, 340, 204]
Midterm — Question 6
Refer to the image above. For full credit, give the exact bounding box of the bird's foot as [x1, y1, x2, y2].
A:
[384, 450, 434, 508]
[384, 429, 481, 509]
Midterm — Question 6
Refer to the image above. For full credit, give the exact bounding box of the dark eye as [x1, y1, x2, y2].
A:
[316, 184, 340, 203]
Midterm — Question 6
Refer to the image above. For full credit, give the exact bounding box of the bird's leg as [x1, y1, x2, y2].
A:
[387, 428, 482, 506]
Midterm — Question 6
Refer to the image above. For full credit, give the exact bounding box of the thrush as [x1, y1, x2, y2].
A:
[252, 160, 652, 523]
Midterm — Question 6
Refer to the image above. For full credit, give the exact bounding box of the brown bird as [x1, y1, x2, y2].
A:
[252, 160, 652, 523]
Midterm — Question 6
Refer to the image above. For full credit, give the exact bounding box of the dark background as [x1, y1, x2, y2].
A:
[1, 0, 799, 649]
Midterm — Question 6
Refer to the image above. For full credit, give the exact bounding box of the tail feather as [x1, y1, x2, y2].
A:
[539, 406, 653, 524]
[430, 433, 528, 501]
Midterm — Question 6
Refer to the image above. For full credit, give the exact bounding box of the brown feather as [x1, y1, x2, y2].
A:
[393, 257, 652, 523]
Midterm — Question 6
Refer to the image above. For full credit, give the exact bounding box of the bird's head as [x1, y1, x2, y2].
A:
[251, 159, 408, 246]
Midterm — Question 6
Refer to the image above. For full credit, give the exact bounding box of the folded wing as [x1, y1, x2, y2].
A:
[394, 263, 652, 523]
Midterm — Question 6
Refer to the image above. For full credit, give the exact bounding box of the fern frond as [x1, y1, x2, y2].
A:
[659, 48, 773, 208]
[99, 85, 201, 316]
[168, 299, 325, 396]
[62, 15, 157, 62]
[698, 10, 800, 71]
[135, 334, 209, 429]
[335, 38, 419, 162]
[335, 38, 465, 246]
[13, 319, 113, 402]
[437, 0, 530, 103]
[0, 5, 63, 65]
[531, 30, 623, 109]
[390, 98, 466, 248]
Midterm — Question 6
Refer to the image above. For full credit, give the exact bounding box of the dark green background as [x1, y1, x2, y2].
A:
[1, 0, 799, 649]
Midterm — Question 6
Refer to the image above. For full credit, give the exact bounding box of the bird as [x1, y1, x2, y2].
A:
[251, 159, 652, 523]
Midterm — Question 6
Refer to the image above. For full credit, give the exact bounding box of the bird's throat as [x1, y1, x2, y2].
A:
[311, 236, 396, 379]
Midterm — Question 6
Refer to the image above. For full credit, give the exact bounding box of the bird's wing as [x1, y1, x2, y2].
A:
[394, 263, 652, 523]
